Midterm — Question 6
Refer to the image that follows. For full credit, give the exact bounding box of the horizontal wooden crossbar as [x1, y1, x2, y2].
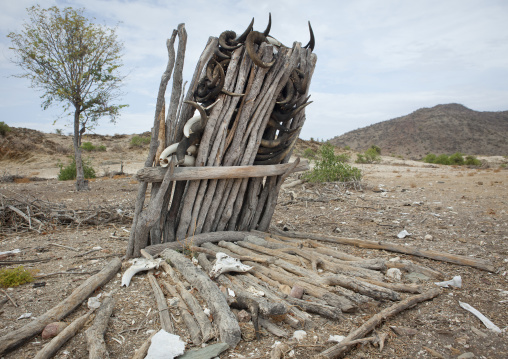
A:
[134, 159, 309, 183]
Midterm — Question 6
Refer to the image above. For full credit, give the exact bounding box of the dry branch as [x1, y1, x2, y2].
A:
[316, 287, 442, 359]
[0, 257, 121, 355]
[160, 249, 241, 348]
[135, 160, 309, 182]
[148, 273, 174, 333]
[85, 297, 115, 359]
[34, 310, 94, 359]
[275, 231, 496, 272]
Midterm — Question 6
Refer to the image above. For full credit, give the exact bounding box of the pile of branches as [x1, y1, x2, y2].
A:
[0, 193, 133, 234]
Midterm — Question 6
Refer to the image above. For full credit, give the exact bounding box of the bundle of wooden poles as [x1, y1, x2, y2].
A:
[126, 18, 317, 258]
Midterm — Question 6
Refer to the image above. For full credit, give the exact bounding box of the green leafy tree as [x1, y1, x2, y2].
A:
[303, 143, 362, 183]
[7, 6, 127, 190]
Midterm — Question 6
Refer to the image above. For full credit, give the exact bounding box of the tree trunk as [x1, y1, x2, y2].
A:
[73, 107, 88, 191]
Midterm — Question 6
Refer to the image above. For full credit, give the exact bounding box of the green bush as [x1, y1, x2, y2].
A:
[303, 148, 317, 159]
[0, 266, 34, 288]
[55, 128, 63, 135]
[81, 142, 107, 152]
[355, 147, 381, 164]
[81, 141, 95, 151]
[434, 154, 451, 165]
[449, 152, 465, 165]
[130, 135, 151, 147]
[465, 155, 481, 166]
[423, 153, 437, 163]
[344, 145, 350, 150]
[370, 145, 381, 155]
[0, 121, 11, 136]
[58, 156, 96, 181]
[303, 143, 362, 183]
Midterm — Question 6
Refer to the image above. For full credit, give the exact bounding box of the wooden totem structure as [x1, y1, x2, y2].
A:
[126, 17, 317, 257]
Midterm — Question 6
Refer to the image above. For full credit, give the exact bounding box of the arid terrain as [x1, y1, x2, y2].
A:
[1, 130, 507, 358]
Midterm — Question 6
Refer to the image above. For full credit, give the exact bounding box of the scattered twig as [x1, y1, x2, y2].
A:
[48, 243, 79, 252]
[35, 271, 98, 279]
[1, 289, 18, 308]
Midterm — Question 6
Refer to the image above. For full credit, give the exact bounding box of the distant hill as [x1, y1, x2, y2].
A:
[329, 104, 508, 159]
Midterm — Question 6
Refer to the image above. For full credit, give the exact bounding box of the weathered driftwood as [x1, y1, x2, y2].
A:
[274, 231, 496, 272]
[160, 249, 241, 348]
[259, 318, 288, 338]
[135, 160, 309, 182]
[85, 297, 115, 359]
[361, 279, 422, 294]
[316, 287, 442, 359]
[175, 282, 215, 343]
[0, 257, 121, 355]
[161, 281, 202, 345]
[34, 310, 94, 359]
[144, 231, 252, 255]
[148, 273, 174, 333]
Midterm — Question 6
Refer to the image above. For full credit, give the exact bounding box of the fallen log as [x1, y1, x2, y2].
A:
[85, 297, 116, 359]
[135, 160, 309, 182]
[148, 273, 174, 333]
[160, 249, 241, 348]
[274, 231, 496, 272]
[0, 257, 121, 355]
[316, 287, 442, 359]
[144, 231, 252, 255]
[34, 310, 93, 359]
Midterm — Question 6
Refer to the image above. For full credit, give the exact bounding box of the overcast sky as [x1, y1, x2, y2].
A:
[1, 0, 507, 140]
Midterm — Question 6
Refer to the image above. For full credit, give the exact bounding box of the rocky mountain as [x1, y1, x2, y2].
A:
[329, 104, 508, 159]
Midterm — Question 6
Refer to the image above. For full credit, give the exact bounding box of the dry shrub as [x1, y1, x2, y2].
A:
[410, 182, 417, 188]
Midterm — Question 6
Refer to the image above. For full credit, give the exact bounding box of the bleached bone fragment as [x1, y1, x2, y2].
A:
[397, 230, 411, 239]
[459, 301, 502, 333]
[292, 330, 307, 342]
[145, 329, 186, 359]
[435, 275, 462, 288]
[209, 252, 253, 278]
[186, 144, 198, 156]
[121, 257, 162, 287]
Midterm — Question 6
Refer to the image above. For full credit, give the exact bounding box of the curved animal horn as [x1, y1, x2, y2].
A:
[184, 101, 207, 130]
[276, 78, 295, 105]
[213, 46, 231, 60]
[183, 113, 201, 138]
[246, 31, 276, 68]
[260, 128, 300, 148]
[194, 60, 225, 103]
[222, 89, 245, 97]
[159, 143, 179, 166]
[254, 142, 296, 165]
[219, 30, 241, 51]
[263, 13, 272, 36]
[304, 21, 315, 51]
[236, 17, 254, 43]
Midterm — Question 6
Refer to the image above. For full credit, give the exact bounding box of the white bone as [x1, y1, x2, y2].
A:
[121, 258, 161, 287]
[209, 252, 252, 278]
[186, 144, 198, 156]
[183, 112, 201, 138]
[435, 275, 462, 288]
[459, 301, 502, 333]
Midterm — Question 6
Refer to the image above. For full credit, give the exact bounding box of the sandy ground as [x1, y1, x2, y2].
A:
[1, 144, 507, 358]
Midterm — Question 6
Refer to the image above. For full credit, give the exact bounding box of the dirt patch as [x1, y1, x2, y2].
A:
[1, 132, 507, 358]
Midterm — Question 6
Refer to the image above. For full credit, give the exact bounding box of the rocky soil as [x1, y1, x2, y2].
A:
[0, 132, 507, 358]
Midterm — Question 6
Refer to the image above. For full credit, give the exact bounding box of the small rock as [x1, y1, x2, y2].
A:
[42, 322, 68, 339]
[290, 285, 304, 299]
[279, 285, 291, 295]
[87, 296, 101, 310]
[386, 268, 402, 281]
[236, 310, 251, 322]
[424, 234, 433, 241]
[457, 352, 475, 359]
[406, 272, 431, 283]
[390, 326, 418, 336]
